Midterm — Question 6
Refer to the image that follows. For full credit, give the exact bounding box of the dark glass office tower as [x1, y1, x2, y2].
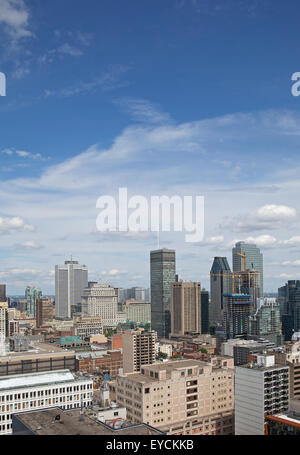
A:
[210, 257, 232, 327]
[150, 249, 176, 339]
[279, 280, 300, 341]
[0, 285, 6, 302]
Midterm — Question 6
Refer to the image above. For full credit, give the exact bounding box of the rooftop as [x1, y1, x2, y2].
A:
[13, 408, 165, 435]
[0, 342, 75, 362]
[0, 369, 90, 392]
[119, 359, 230, 383]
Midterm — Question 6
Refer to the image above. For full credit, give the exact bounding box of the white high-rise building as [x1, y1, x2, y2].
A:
[55, 260, 88, 319]
[0, 369, 93, 435]
[235, 354, 289, 435]
[81, 282, 118, 328]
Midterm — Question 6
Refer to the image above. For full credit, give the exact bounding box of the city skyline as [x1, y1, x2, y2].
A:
[1, 1, 300, 293]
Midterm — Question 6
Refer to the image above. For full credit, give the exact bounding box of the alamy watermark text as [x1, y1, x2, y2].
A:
[96, 188, 204, 243]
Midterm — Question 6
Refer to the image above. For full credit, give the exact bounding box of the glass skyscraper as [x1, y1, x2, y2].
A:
[25, 286, 42, 318]
[232, 241, 263, 298]
[249, 297, 282, 345]
[150, 248, 176, 339]
[210, 257, 232, 327]
[278, 280, 300, 341]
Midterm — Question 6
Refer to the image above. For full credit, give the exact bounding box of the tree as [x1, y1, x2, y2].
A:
[158, 351, 168, 359]
[209, 326, 216, 335]
[171, 353, 181, 359]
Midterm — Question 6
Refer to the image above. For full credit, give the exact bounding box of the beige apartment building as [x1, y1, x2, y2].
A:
[171, 282, 202, 336]
[116, 358, 234, 435]
[273, 341, 300, 399]
[122, 329, 157, 374]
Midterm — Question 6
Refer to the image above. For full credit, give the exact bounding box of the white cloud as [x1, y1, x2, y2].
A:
[279, 273, 296, 280]
[15, 240, 43, 250]
[44, 65, 130, 99]
[257, 204, 297, 220]
[228, 235, 277, 248]
[0, 0, 32, 41]
[229, 204, 298, 232]
[115, 98, 173, 125]
[282, 260, 300, 267]
[101, 269, 128, 276]
[0, 216, 34, 234]
[2, 148, 45, 160]
[279, 236, 300, 248]
[197, 235, 224, 247]
[1, 108, 300, 292]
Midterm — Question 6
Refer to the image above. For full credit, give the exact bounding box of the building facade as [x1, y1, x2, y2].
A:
[124, 300, 151, 325]
[278, 280, 300, 341]
[0, 369, 93, 435]
[150, 249, 176, 339]
[249, 298, 282, 345]
[122, 329, 157, 374]
[171, 282, 207, 336]
[73, 316, 103, 339]
[209, 257, 232, 327]
[116, 359, 234, 435]
[55, 260, 88, 319]
[76, 349, 122, 376]
[223, 293, 253, 340]
[235, 354, 289, 435]
[25, 286, 42, 319]
[81, 282, 118, 328]
[36, 298, 54, 328]
[0, 285, 6, 303]
[232, 241, 263, 298]
[273, 341, 300, 399]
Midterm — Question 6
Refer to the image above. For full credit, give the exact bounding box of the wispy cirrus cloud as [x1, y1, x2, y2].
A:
[114, 98, 174, 125]
[44, 64, 131, 98]
[1, 148, 47, 160]
[14, 240, 43, 250]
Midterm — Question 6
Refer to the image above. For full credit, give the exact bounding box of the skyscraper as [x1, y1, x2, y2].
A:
[36, 298, 54, 328]
[25, 286, 42, 318]
[150, 248, 176, 339]
[232, 242, 263, 298]
[223, 293, 253, 340]
[210, 257, 232, 327]
[170, 281, 208, 336]
[249, 297, 282, 345]
[278, 280, 300, 341]
[0, 285, 6, 303]
[55, 260, 88, 319]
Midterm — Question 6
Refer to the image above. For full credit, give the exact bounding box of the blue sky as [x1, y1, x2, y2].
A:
[1, 0, 300, 294]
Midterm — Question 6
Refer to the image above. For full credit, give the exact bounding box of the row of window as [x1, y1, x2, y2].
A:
[0, 384, 92, 402]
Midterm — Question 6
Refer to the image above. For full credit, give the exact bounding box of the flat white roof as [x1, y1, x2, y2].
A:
[0, 369, 78, 392]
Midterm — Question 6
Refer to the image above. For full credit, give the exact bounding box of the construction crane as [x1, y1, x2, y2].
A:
[210, 272, 244, 294]
[235, 252, 246, 272]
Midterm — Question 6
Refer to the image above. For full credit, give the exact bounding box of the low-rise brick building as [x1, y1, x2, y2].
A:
[76, 349, 122, 377]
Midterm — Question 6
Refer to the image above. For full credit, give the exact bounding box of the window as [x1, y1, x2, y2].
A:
[145, 388, 150, 394]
